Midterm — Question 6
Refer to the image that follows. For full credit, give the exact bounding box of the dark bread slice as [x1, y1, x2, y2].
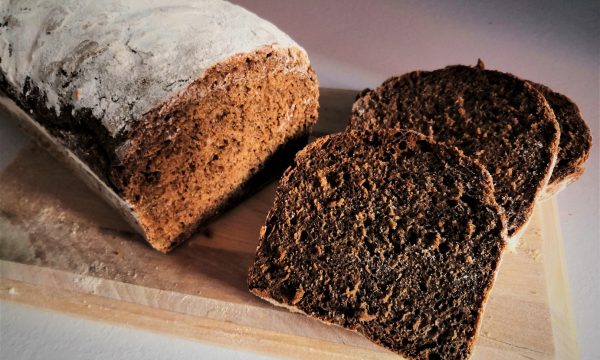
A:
[248, 130, 507, 360]
[349, 63, 559, 239]
[528, 82, 592, 199]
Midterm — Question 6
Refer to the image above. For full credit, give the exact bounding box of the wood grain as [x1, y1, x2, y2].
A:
[0, 89, 578, 359]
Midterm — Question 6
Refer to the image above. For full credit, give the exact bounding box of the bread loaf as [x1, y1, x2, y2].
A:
[248, 129, 507, 359]
[0, 0, 319, 252]
[349, 63, 559, 240]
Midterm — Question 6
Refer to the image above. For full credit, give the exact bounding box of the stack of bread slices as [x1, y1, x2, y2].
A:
[248, 60, 591, 359]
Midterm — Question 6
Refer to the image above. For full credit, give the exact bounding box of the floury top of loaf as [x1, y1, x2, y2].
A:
[0, 0, 303, 137]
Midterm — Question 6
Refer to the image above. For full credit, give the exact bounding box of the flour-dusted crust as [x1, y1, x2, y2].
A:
[1, 0, 319, 251]
[0, 0, 299, 135]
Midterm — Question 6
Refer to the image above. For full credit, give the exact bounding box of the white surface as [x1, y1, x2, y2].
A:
[1, 0, 598, 359]
[0, 301, 275, 360]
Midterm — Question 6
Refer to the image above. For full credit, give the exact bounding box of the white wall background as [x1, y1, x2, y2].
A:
[1, 1, 598, 359]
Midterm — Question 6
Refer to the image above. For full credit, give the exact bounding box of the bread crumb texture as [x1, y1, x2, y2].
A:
[350, 65, 559, 237]
[248, 130, 506, 360]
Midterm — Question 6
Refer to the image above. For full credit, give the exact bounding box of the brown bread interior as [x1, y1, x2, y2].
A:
[115, 47, 319, 251]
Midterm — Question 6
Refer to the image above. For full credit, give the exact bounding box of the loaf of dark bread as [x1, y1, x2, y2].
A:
[528, 82, 592, 199]
[349, 62, 559, 240]
[0, 0, 319, 252]
[248, 130, 507, 360]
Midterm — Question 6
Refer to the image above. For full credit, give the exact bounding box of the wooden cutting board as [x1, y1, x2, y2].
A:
[0, 89, 579, 359]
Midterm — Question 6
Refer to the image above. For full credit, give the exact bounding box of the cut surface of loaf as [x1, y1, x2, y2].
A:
[0, 0, 319, 252]
[529, 82, 592, 199]
[349, 63, 559, 238]
[248, 130, 507, 360]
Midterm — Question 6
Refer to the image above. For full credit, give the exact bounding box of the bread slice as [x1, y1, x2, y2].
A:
[0, 0, 319, 252]
[248, 130, 507, 360]
[529, 82, 592, 199]
[349, 62, 559, 239]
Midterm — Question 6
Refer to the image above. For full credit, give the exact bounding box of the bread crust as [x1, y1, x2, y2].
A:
[540, 166, 585, 201]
